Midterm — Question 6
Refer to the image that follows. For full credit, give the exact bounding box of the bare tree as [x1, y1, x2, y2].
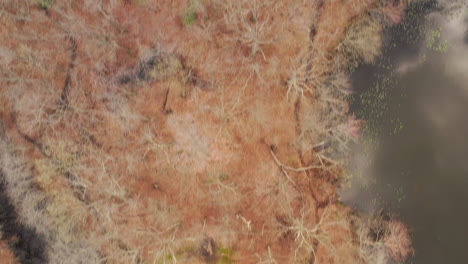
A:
[336, 15, 383, 69]
[353, 213, 413, 264]
[222, 0, 278, 60]
[384, 219, 413, 262]
[280, 205, 347, 262]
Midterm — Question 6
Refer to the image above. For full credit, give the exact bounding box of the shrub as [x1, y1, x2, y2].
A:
[280, 206, 338, 262]
[336, 15, 383, 69]
[221, 0, 277, 59]
[182, 5, 197, 25]
[39, 0, 55, 10]
[384, 219, 413, 262]
[354, 213, 413, 264]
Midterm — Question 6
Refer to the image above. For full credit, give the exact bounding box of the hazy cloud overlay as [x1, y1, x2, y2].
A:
[341, 0, 468, 212]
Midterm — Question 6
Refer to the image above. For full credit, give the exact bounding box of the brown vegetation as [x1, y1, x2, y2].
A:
[0, 239, 17, 264]
[0, 0, 413, 263]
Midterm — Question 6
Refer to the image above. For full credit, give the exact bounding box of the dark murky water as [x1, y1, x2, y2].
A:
[353, 61, 468, 264]
[342, 1, 468, 263]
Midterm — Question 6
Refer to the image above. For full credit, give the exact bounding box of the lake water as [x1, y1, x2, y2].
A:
[341, 2, 468, 263]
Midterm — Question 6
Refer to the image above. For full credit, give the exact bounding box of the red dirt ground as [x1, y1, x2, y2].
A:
[0, 240, 17, 264]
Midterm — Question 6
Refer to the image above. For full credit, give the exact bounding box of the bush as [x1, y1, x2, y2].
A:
[336, 15, 383, 69]
[354, 213, 413, 264]
[384, 219, 413, 262]
[182, 6, 197, 25]
[39, 0, 55, 10]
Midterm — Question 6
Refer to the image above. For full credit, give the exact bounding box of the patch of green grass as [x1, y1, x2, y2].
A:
[218, 247, 233, 256]
[155, 252, 182, 264]
[217, 247, 234, 263]
[182, 6, 197, 25]
[218, 173, 229, 181]
[218, 256, 234, 264]
[39, 0, 54, 10]
[154, 246, 195, 264]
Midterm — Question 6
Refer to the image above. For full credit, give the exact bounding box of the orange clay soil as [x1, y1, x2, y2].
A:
[0, 240, 17, 264]
[0, 0, 388, 263]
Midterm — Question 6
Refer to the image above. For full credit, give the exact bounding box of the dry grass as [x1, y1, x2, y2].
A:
[336, 15, 383, 69]
[221, 0, 279, 60]
[0, 0, 413, 263]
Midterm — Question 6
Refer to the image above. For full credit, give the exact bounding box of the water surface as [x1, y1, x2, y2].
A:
[342, 3, 468, 263]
